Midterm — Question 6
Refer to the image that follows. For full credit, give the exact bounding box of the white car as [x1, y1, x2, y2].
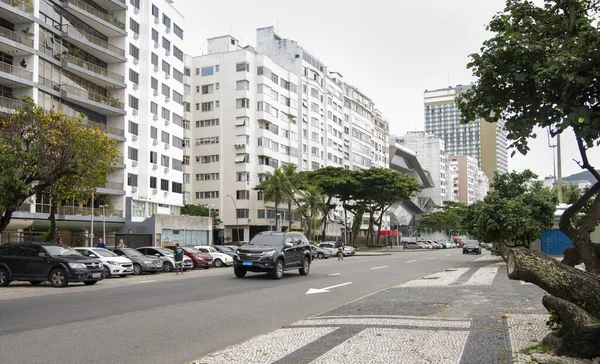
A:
[75, 247, 134, 278]
[193, 245, 233, 267]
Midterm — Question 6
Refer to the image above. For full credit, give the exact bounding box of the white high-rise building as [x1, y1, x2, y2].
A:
[448, 155, 489, 205]
[1, 0, 186, 242]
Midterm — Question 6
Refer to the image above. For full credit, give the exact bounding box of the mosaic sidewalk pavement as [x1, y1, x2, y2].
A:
[192, 257, 576, 364]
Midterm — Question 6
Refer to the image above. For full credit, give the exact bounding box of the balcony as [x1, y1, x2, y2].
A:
[0, 60, 33, 88]
[0, 0, 34, 23]
[0, 95, 22, 115]
[58, 53, 125, 89]
[58, 84, 125, 115]
[114, 155, 125, 169]
[0, 26, 34, 56]
[35, 205, 124, 218]
[63, 0, 126, 38]
[61, 25, 126, 63]
[82, 118, 125, 141]
[91, 0, 126, 12]
[97, 181, 126, 195]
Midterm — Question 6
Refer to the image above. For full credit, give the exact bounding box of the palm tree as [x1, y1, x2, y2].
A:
[296, 185, 326, 241]
[254, 167, 293, 231]
[281, 163, 300, 230]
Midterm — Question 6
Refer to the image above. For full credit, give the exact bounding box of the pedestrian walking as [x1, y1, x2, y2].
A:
[56, 237, 63, 245]
[337, 246, 344, 261]
[117, 239, 125, 248]
[173, 243, 184, 275]
[97, 238, 106, 249]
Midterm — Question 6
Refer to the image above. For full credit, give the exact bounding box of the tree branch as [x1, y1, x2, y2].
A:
[575, 131, 600, 182]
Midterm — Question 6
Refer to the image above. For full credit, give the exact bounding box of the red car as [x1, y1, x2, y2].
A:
[165, 246, 212, 269]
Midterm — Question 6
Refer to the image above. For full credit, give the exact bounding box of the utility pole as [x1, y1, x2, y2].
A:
[557, 134, 563, 204]
[89, 189, 94, 247]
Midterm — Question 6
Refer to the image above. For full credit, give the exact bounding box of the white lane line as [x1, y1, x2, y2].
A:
[371, 265, 388, 270]
[429, 257, 437, 260]
[520, 281, 533, 285]
[406, 260, 417, 263]
[329, 273, 341, 276]
[463, 267, 498, 286]
[399, 268, 470, 287]
[195, 327, 337, 364]
[127, 280, 156, 284]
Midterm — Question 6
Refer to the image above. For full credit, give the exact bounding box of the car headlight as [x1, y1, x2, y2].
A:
[107, 261, 119, 265]
[261, 250, 276, 257]
[68, 263, 86, 269]
[143, 260, 153, 264]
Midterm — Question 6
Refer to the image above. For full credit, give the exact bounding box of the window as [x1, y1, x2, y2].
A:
[162, 37, 171, 52]
[129, 95, 138, 110]
[201, 66, 214, 76]
[162, 84, 170, 97]
[151, 29, 158, 42]
[173, 46, 183, 61]
[150, 151, 157, 164]
[150, 102, 158, 115]
[129, 44, 139, 59]
[172, 182, 182, 194]
[128, 120, 138, 135]
[201, 102, 213, 112]
[236, 98, 250, 109]
[151, 126, 157, 139]
[161, 179, 169, 191]
[184, 67, 190, 76]
[129, 69, 139, 85]
[151, 77, 158, 91]
[198, 155, 219, 163]
[201, 84, 214, 94]
[236, 62, 249, 72]
[311, 87, 319, 98]
[236, 80, 249, 91]
[235, 134, 249, 145]
[130, 19, 139, 34]
[127, 173, 138, 187]
[161, 131, 169, 143]
[162, 60, 170, 75]
[163, 14, 171, 28]
[236, 209, 249, 218]
[173, 69, 183, 83]
[173, 91, 183, 105]
[150, 176, 157, 189]
[172, 113, 182, 126]
[195, 136, 219, 145]
[235, 117, 248, 126]
[174, 24, 183, 39]
[235, 153, 249, 163]
[128, 147, 138, 161]
[183, 155, 190, 165]
[183, 174, 190, 184]
[197, 118, 219, 127]
[236, 190, 250, 200]
[130, 0, 139, 8]
[151, 53, 158, 66]
[236, 172, 249, 182]
[161, 107, 170, 120]
[161, 154, 170, 167]
[151, 4, 159, 18]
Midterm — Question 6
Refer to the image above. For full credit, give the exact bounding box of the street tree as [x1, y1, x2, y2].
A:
[458, 0, 600, 354]
[418, 201, 468, 238]
[0, 99, 120, 238]
[296, 184, 326, 241]
[254, 167, 294, 230]
[181, 204, 223, 227]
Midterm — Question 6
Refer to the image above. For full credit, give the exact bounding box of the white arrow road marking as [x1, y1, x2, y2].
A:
[371, 265, 388, 270]
[329, 273, 341, 276]
[406, 260, 417, 263]
[128, 280, 156, 284]
[306, 282, 352, 295]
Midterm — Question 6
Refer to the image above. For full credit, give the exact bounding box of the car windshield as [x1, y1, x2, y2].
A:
[248, 235, 284, 246]
[182, 247, 200, 254]
[155, 248, 174, 256]
[92, 248, 117, 257]
[43, 245, 82, 257]
[465, 241, 479, 247]
[221, 246, 235, 252]
[121, 248, 143, 257]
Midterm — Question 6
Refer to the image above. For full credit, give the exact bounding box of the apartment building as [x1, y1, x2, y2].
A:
[393, 131, 447, 206]
[185, 35, 302, 241]
[448, 155, 489, 205]
[424, 85, 509, 182]
[0, 0, 187, 244]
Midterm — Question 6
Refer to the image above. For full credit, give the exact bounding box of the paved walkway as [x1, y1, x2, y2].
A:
[191, 255, 595, 364]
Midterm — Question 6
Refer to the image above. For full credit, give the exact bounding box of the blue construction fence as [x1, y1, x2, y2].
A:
[541, 229, 573, 256]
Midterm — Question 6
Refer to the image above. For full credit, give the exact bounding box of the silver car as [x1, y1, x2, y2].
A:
[136, 246, 194, 272]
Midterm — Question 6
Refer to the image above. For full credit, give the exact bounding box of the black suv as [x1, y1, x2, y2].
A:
[0, 243, 104, 287]
[233, 232, 312, 279]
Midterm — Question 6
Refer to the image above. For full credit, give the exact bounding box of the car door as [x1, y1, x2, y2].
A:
[282, 235, 298, 266]
[290, 235, 304, 266]
[24, 245, 49, 280]
[0, 245, 20, 278]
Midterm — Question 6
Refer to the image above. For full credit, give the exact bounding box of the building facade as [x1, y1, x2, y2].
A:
[1, 0, 187, 244]
[424, 85, 509, 182]
[448, 155, 489, 205]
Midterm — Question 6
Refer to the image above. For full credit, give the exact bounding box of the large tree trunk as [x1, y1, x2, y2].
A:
[0, 208, 15, 234]
[47, 202, 57, 242]
[507, 247, 600, 358]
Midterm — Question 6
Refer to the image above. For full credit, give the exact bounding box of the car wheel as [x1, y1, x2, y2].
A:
[49, 268, 68, 288]
[163, 262, 173, 272]
[133, 263, 142, 275]
[234, 266, 246, 278]
[317, 252, 324, 259]
[271, 259, 284, 280]
[84, 281, 97, 285]
[29, 281, 42, 285]
[0, 268, 11, 287]
[299, 257, 310, 276]
[103, 265, 112, 278]
[214, 259, 223, 268]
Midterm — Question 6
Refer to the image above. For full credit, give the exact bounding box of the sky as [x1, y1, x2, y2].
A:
[175, 0, 600, 180]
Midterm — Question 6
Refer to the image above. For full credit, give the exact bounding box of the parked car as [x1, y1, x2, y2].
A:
[426, 240, 443, 249]
[418, 241, 435, 249]
[193, 245, 233, 267]
[164, 246, 212, 269]
[310, 244, 334, 259]
[233, 232, 312, 279]
[316, 243, 338, 257]
[213, 245, 235, 257]
[0, 243, 103, 287]
[463, 240, 482, 255]
[110, 248, 162, 275]
[404, 241, 424, 249]
[74, 247, 134, 278]
[136, 246, 194, 272]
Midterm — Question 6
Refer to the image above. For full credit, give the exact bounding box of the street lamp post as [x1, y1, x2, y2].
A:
[226, 195, 239, 242]
[89, 189, 94, 247]
[99, 204, 108, 246]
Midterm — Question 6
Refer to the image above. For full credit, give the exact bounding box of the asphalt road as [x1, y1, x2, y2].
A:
[0, 249, 480, 364]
